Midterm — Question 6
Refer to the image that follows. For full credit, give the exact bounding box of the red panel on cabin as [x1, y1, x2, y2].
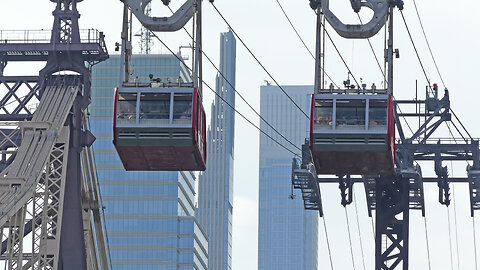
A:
[115, 144, 206, 171]
[311, 150, 394, 175]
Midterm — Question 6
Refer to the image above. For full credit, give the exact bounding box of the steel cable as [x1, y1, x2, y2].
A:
[452, 184, 461, 270]
[400, 10, 473, 142]
[447, 206, 455, 270]
[274, 0, 338, 88]
[474, 216, 478, 270]
[85, 112, 114, 269]
[412, 0, 446, 89]
[211, 3, 310, 119]
[322, 216, 335, 270]
[317, 17, 362, 89]
[423, 217, 432, 270]
[353, 188, 366, 270]
[411, 0, 476, 141]
[148, 30, 302, 157]
[356, 14, 386, 82]
[344, 207, 357, 270]
[167, 6, 303, 153]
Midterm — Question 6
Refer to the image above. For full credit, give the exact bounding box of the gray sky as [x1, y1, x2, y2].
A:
[1, 0, 480, 269]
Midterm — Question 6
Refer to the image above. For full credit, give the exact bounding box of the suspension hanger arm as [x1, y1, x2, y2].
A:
[121, 0, 195, 32]
[320, 0, 389, 39]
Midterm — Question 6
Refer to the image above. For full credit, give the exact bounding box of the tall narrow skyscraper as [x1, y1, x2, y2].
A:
[197, 30, 236, 270]
[258, 85, 318, 270]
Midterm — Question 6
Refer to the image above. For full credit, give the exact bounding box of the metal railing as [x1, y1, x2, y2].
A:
[0, 29, 104, 44]
[396, 137, 480, 144]
[317, 88, 388, 95]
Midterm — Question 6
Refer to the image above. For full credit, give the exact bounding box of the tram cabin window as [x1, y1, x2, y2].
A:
[117, 93, 137, 124]
[368, 100, 388, 129]
[173, 93, 193, 124]
[139, 93, 171, 124]
[336, 99, 366, 130]
[314, 100, 333, 129]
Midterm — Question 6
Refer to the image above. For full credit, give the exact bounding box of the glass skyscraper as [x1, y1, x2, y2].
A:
[258, 85, 318, 270]
[89, 54, 208, 270]
[196, 30, 236, 270]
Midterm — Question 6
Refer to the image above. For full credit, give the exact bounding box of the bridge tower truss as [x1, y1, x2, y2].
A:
[0, 0, 109, 269]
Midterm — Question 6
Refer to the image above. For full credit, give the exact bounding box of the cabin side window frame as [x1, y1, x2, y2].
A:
[117, 93, 138, 124]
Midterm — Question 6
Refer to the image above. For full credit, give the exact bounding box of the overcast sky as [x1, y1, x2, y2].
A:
[1, 0, 480, 269]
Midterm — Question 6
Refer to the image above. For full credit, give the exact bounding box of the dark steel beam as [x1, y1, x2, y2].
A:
[0, 76, 39, 82]
[375, 175, 409, 270]
[398, 143, 478, 152]
[0, 115, 32, 121]
[394, 100, 426, 104]
[0, 44, 108, 62]
[397, 113, 435, 117]
[318, 177, 470, 183]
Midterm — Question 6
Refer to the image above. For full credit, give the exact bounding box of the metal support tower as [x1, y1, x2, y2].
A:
[294, 1, 480, 269]
[0, 0, 109, 269]
[137, 3, 154, 54]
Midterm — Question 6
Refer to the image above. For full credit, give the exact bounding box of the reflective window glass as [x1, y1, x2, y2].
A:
[117, 93, 137, 124]
[336, 99, 366, 130]
[313, 100, 333, 129]
[369, 99, 388, 130]
[173, 93, 193, 124]
[139, 93, 171, 124]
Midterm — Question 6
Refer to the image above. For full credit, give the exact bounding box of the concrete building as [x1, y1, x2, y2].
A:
[196, 30, 236, 270]
[258, 85, 318, 270]
[89, 54, 208, 270]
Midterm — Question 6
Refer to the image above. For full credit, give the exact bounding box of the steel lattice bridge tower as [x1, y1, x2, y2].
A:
[0, 0, 109, 269]
[293, 0, 480, 269]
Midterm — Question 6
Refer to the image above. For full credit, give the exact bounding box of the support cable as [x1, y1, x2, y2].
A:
[317, 18, 362, 89]
[273, 0, 338, 88]
[211, 3, 310, 119]
[356, 14, 386, 81]
[353, 188, 366, 270]
[400, 10, 473, 142]
[322, 15, 327, 89]
[452, 185, 461, 270]
[202, 51, 302, 152]
[447, 206, 455, 270]
[275, 0, 313, 59]
[451, 109, 474, 141]
[423, 217, 432, 270]
[399, 10, 432, 90]
[412, 0, 446, 89]
[322, 217, 335, 270]
[474, 216, 478, 270]
[344, 207, 357, 270]
[446, 122, 464, 145]
[0, 93, 38, 113]
[383, 18, 388, 89]
[149, 31, 301, 157]
[168, 6, 302, 152]
[411, 0, 473, 141]
[85, 112, 114, 270]
[393, 97, 414, 135]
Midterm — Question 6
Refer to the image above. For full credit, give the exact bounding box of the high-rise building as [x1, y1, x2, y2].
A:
[89, 54, 208, 270]
[196, 30, 236, 270]
[258, 85, 318, 270]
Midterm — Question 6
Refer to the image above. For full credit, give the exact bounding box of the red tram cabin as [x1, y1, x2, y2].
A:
[310, 92, 395, 175]
[113, 84, 206, 171]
